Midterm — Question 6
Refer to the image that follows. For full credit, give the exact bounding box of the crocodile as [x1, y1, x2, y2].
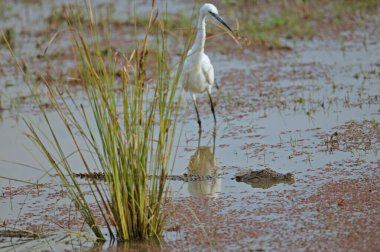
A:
[74, 147, 220, 183]
[0, 229, 46, 239]
[74, 172, 218, 182]
[235, 168, 295, 189]
[74, 168, 294, 189]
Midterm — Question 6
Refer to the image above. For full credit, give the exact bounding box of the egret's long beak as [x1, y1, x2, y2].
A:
[209, 11, 241, 48]
[209, 11, 233, 32]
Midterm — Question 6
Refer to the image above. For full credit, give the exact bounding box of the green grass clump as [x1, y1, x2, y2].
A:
[113, 12, 193, 36]
[242, 9, 315, 48]
[13, 0, 189, 242]
[223, 0, 380, 48]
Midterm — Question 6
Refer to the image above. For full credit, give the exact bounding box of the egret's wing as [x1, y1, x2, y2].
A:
[180, 70, 190, 91]
[201, 54, 214, 86]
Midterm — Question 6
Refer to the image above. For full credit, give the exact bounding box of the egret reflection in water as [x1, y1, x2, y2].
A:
[187, 133, 220, 197]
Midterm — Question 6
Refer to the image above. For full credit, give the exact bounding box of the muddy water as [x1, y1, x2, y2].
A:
[1, 1, 380, 251]
[169, 39, 379, 195]
[163, 39, 379, 250]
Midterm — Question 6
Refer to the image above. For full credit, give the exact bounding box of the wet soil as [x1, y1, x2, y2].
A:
[1, 0, 380, 251]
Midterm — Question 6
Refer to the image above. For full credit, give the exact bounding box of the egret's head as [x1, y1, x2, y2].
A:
[201, 3, 219, 16]
[201, 3, 232, 32]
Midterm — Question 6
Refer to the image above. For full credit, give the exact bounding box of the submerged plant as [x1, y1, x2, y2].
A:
[11, 0, 189, 242]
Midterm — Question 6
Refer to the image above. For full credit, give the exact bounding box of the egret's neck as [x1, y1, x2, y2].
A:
[191, 14, 206, 55]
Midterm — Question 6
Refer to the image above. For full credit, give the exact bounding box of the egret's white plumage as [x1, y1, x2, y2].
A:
[181, 3, 232, 130]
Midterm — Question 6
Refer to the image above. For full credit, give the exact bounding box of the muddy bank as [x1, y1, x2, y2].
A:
[1, 0, 380, 251]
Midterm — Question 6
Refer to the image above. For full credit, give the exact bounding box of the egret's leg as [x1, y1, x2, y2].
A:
[207, 90, 216, 124]
[192, 94, 202, 130]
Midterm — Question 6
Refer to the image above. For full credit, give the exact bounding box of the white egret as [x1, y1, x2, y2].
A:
[181, 3, 233, 130]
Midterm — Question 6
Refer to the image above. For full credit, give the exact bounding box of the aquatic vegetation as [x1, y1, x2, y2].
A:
[221, 0, 380, 49]
[323, 120, 380, 155]
[1, 0, 379, 250]
[10, 0, 189, 242]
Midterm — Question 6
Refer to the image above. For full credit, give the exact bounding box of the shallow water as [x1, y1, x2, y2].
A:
[1, 0, 380, 251]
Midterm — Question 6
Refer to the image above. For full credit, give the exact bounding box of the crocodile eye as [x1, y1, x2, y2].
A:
[286, 173, 295, 180]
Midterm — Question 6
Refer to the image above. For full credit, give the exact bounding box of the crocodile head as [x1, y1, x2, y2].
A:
[284, 173, 295, 182]
[235, 169, 295, 189]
